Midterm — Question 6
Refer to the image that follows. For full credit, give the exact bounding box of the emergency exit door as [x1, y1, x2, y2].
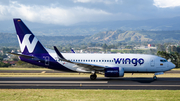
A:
[150, 58, 155, 67]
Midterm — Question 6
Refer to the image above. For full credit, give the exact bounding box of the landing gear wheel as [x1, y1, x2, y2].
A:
[153, 76, 157, 80]
[90, 74, 97, 80]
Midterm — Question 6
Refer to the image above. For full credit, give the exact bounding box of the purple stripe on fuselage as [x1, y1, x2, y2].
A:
[20, 56, 74, 72]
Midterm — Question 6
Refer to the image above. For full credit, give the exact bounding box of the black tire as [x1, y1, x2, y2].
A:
[90, 74, 97, 80]
[153, 76, 157, 80]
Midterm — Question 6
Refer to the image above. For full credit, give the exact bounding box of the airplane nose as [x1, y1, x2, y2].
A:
[171, 63, 176, 69]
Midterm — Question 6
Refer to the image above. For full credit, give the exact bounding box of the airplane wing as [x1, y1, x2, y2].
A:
[54, 46, 105, 71]
[8, 52, 34, 59]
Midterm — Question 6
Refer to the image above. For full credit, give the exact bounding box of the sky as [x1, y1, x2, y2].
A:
[0, 0, 180, 26]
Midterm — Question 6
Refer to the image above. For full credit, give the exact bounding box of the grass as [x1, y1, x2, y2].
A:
[0, 89, 180, 101]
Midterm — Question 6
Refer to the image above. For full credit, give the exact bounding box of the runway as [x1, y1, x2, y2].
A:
[1, 77, 180, 90]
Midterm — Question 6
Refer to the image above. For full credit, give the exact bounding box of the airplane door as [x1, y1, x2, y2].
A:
[43, 56, 49, 66]
[150, 58, 155, 67]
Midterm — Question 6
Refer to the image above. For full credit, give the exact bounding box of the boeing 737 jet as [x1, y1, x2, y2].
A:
[10, 18, 175, 80]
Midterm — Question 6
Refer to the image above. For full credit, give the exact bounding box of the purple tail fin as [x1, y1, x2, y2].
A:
[13, 18, 48, 55]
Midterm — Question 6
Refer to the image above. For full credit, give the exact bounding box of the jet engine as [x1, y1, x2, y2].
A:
[104, 67, 124, 77]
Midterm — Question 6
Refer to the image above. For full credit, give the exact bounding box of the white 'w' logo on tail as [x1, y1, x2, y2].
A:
[17, 34, 38, 53]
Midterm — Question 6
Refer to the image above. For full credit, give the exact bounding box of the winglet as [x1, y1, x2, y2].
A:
[53, 46, 65, 59]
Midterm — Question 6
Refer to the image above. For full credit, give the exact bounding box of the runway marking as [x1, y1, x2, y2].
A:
[0, 81, 108, 84]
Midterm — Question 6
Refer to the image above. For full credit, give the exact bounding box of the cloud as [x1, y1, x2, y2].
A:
[0, 1, 112, 25]
[1, 0, 179, 26]
[153, 0, 180, 8]
[73, 0, 122, 4]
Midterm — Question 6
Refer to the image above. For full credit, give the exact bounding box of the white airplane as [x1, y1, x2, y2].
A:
[10, 18, 175, 80]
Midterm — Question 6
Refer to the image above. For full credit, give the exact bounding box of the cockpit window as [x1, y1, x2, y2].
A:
[160, 59, 167, 62]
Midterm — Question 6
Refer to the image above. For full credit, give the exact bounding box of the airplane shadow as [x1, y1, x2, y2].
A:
[102, 77, 156, 83]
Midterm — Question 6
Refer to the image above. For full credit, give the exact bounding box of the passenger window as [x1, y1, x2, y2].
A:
[99, 60, 101, 62]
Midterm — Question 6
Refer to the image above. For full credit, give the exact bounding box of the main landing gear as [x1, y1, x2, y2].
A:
[90, 74, 97, 80]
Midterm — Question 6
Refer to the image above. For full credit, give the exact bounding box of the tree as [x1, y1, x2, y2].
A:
[172, 52, 180, 68]
[176, 46, 180, 54]
[0, 57, 3, 61]
[171, 46, 177, 52]
[125, 46, 133, 50]
[157, 44, 165, 52]
[157, 51, 180, 68]
[102, 43, 108, 50]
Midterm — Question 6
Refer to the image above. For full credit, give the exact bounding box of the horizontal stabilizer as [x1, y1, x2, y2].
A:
[8, 52, 34, 59]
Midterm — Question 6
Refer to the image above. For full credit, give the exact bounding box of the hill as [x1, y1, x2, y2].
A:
[84, 30, 180, 43]
[0, 33, 87, 48]
[1, 30, 180, 48]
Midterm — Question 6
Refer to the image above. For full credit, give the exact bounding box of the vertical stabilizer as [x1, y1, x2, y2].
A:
[13, 19, 47, 55]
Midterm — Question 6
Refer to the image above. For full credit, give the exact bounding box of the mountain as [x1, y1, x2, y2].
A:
[1, 30, 180, 48]
[0, 33, 87, 48]
[84, 30, 180, 43]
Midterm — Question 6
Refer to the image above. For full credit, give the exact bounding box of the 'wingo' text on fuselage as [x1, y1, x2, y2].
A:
[113, 58, 144, 66]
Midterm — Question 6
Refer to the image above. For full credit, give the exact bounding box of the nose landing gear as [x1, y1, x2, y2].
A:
[153, 75, 157, 80]
[153, 72, 164, 80]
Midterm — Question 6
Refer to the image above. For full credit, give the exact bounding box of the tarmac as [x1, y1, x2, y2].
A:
[1, 77, 180, 90]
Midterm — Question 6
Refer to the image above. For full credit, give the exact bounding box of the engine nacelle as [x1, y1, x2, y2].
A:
[104, 67, 124, 77]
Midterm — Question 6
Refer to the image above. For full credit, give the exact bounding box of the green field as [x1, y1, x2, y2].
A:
[0, 89, 180, 101]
